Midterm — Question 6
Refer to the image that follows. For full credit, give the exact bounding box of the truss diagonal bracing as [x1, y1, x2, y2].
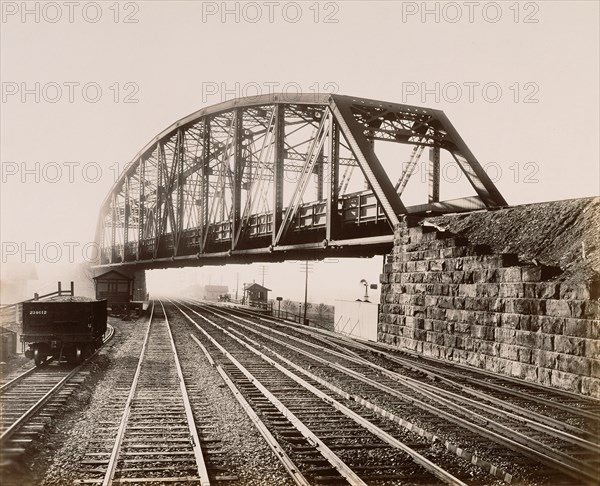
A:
[95, 93, 506, 269]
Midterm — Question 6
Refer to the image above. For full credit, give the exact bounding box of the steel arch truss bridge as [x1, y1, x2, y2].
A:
[96, 93, 506, 269]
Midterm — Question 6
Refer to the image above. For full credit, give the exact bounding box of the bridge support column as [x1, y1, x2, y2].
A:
[429, 146, 440, 203]
[326, 119, 339, 241]
[232, 108, 244, 250]
[132, 269, 147, 302]
[272, 104, 285, 245]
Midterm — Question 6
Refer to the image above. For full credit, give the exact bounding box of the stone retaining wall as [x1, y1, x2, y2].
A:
[379, 220, 600, 397]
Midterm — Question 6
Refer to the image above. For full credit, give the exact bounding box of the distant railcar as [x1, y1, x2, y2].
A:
[21, 300, 107, 365]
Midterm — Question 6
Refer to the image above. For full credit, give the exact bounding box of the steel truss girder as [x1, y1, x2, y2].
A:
[95, 93, 507, 267]
[329, 97, 406, 227]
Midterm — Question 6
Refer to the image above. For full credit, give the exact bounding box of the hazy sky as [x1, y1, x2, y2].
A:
[1, 1, 599, 303]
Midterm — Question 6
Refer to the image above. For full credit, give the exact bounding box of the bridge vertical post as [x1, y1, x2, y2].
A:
[272, 104, 285, 246]
[232, 108, 243, 250]
[154, 142, 164, 259]
[138, 157, 145, 260]
[326, 117, 339, 241]
[429, 146, 440, 203]
[124, 176, 130, 260]
[111, 193, 117, 263]
[175, 128, 185, 256]
[200, 119, 210, 253]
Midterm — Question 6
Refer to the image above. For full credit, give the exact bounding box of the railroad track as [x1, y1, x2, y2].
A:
[234, 302, 600, 433]
[185, 300, 600, 485]
[0, 325, 114, 460]
[170, 299, 487, 486]
[218, 302, 600, 435]
[76, 301, 213, 485]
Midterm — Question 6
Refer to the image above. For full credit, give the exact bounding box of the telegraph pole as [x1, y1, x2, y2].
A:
[298, 261, 313, 325]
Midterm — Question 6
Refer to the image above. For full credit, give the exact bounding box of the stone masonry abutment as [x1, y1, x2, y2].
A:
[379, 202, 599, 397]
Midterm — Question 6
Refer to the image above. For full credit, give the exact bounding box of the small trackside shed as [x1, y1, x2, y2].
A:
[244, 283, 271, 306]
[93, 270, 133, 309]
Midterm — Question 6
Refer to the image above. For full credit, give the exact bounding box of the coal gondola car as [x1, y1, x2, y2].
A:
[21, 299, 107, 365]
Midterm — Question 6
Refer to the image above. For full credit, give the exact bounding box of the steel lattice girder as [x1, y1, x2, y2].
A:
[94, 93, 506, 268]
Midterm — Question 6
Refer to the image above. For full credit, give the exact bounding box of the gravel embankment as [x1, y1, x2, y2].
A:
[430, 196, 599, 284]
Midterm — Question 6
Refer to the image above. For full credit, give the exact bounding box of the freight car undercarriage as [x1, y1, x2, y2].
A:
[22, 334, 103, 365]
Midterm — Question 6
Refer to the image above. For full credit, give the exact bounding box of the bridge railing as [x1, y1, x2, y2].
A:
[100, 190, 390, 264]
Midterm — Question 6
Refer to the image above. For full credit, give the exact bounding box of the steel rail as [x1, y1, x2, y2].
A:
[351, 338, 600, 421]
[174, 303, 367, 486]
[405, 375, 600, 452]
[101, 305, 155, 486]
[207, 306, 598, 469]
[365, 339, 600, 406]
[0, 368, 72, 446]
[343, 343, 596, 438]
[224, 324, 515, 484]
[195, 303, 515, 482]
[318, 335, 600, 432]
[228, 321, 594, 484]
[160, 302, 211, 486]
[292, 328, 600, 427]
[201, 303, 599, 484]
[174, 300, 468, 486]
[218, 302, 600, 423]
[0, 360, 51, 394]
[0, 325, 114, 447]
[189, 333, 311, 486]
[207, 305, 598, 451]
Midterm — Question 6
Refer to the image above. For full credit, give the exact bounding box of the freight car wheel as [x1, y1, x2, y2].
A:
[33, 349, 47, 366]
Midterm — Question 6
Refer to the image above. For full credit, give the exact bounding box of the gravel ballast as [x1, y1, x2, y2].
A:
[34, 309, 294, 485]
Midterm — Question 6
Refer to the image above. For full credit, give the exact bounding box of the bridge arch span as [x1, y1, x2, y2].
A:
[95, 93, 506, 269]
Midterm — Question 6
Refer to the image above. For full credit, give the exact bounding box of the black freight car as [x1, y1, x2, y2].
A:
[21, 300, 107, 365]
